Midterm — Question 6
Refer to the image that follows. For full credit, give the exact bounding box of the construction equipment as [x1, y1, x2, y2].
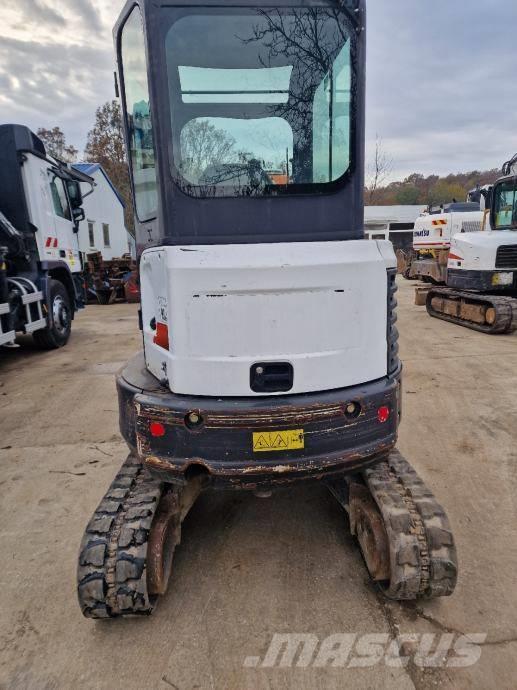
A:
[404, 202, 484, 283]
[77, 0, 457, 619]
[84, 252, 140, 304]
[425, 162, 517, 333]
[0, 125, 93, 349]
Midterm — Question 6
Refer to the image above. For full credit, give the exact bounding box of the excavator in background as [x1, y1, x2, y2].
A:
[77, 0, 458, 619]
[404, 202, 484, 284]
[426, 156, 517, 333]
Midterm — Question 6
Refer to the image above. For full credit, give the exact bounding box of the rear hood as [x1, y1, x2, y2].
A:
[140, 240, 395, 397]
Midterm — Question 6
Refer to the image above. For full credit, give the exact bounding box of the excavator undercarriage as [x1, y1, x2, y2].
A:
[78, 451, 457, 619]
[426, 288, 517, 334]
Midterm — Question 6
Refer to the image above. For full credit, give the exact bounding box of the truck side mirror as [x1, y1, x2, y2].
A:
[67, 180, 83, 210]
[72, 207, 85, 232]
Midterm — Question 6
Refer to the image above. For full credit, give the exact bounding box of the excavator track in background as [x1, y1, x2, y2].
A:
[426, 287, 517, 334]
[78, 450, 457, 619]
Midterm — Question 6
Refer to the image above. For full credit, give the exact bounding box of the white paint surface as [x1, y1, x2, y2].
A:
[141, 240, 396, 397]
[77, 168, 130, 260]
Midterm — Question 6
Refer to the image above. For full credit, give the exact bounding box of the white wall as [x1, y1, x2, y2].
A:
[78, 170, 130, 260]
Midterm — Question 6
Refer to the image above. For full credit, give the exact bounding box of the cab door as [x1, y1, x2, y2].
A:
[48, 173, 81, 274]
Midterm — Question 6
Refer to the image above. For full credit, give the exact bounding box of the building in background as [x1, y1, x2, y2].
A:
[73, 163, 132, 260]
[364, 205, 425, 253]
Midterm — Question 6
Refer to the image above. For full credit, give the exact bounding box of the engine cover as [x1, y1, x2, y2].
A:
[140, 240, 395, 397]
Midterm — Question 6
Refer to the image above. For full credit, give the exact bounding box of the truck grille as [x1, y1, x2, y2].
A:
[495, 245, 517, 269]
[387, 269, 399, 375]
[461, 220, 482, 233]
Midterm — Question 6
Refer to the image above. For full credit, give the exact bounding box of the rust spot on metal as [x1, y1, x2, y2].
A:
[349, 481, 390, 582]
[145, 455, 173, 472]
[147, 477, 204, 596]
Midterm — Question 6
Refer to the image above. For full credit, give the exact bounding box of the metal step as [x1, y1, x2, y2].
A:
[0, 330, 16, 346]
[24, 318, 47, 334]
[22, 291, 44, 306]
[0, 302, 10, 316]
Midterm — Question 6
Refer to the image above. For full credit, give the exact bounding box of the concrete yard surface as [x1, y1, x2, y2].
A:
[1, 279, 517, 689]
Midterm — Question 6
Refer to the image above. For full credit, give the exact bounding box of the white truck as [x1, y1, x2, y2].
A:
[0, 125, 93, 349]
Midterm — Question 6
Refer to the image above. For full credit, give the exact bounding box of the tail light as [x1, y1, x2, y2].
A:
[150, 422, 166, 437]
[153, 322, 170, 350]
[377, 406, 390, 424]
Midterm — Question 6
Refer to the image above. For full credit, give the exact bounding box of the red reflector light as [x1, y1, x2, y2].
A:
[150, 422, 166, 438]
[153, 322, 169, 350]
[377, 406, 390, 424]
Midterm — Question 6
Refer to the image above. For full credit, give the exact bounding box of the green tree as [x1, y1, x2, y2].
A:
[395, 186, 421, 205]
[427, 180, 466, 207]
[84, 100, 134, 233]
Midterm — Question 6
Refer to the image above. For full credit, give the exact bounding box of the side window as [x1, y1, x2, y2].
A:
[312, 42, 351, 183]
[88, 221, 95, 247]
[121, 7, 158, 221]
[495, 184, 517, 228]
[103, 223, 111, 247]
[50, 177, 71, 221]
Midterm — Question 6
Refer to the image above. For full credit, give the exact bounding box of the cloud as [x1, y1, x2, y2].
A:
[15, 0, 66, 28]
[0, 0, 122, 152]
[366, 0, 517, 178]
[0, 0, 516, 178]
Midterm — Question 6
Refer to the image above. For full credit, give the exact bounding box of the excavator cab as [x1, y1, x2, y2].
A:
[76, 0, 458, 620]
[112, 0, 400, 472]
[115, 0, 366, 246]
[492, 174, 517, 230]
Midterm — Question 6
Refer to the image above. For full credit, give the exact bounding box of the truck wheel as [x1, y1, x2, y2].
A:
[34, 280, 72, 350]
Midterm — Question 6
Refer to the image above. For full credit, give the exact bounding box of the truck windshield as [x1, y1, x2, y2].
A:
[164, 8, 353, 197]
[494, 180, 517, 229]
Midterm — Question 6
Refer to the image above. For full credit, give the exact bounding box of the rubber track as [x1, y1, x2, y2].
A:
[77, 455, 163, 619]
[364, 450, 458, 600]
[426, 288, 517, 334]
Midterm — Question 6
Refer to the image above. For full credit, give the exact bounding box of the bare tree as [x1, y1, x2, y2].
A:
[241, 9, 345, 140]
[84, 100, 134, 232]
[366, 135, 393, 204]
[180, 119, 236, 183]
[37, 127, 78, 163]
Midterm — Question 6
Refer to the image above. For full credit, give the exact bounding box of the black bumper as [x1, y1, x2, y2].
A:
[117, 353, 401, 489]
[447, 268, 517, 292]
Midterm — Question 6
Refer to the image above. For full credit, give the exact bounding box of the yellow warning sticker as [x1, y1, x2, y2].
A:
[253, 430, 305, 452]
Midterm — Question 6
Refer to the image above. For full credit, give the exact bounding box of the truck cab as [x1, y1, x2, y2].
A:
[0, 125, 92, 348]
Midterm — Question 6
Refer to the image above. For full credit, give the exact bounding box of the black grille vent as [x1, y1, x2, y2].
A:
[250, 362, 294, 393]
[387, 269, 400, 375]
[495, 245, 517, 269]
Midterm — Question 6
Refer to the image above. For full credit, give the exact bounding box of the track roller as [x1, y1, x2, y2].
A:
[328, 450, 458, 600]
[426, 287, 517, 334]
[77, 455, 203, 619]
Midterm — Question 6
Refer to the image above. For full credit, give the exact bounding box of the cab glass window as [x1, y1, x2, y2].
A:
[165, 8, 353, 197]
[121, 7, 158, 220]
[494, 181, 517, 229]
[50, 177, 71, 220]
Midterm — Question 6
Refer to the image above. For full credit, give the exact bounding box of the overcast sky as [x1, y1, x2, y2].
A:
[1, 0, 516, 181]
